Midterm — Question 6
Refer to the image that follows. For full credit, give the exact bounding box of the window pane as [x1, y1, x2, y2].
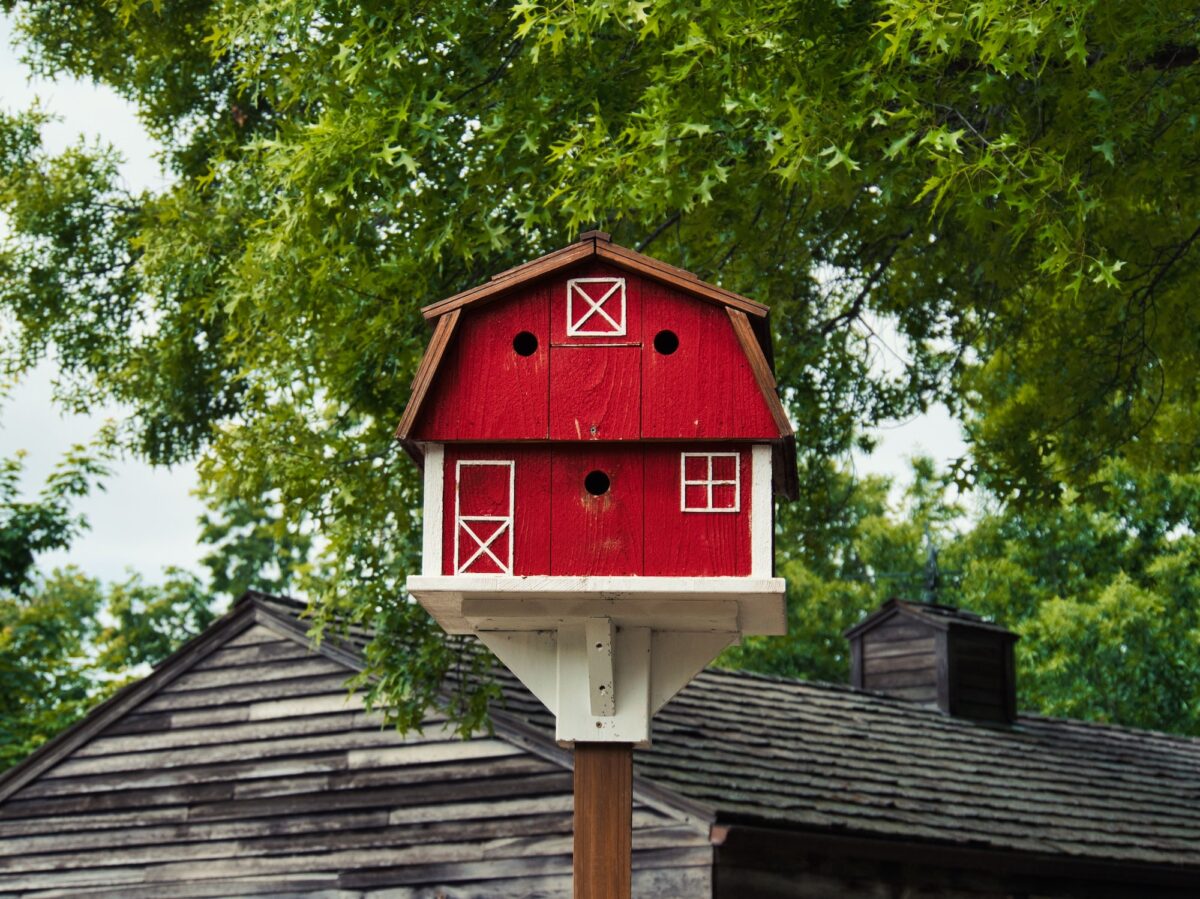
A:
[710, 455, 738, 481]
[711, 483, 738, 510]
[683, 455, 708, 480]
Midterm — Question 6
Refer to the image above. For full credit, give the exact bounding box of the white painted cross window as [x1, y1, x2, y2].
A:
[567, 277, 626, 337]
[681, 452, 741, 513]
[454, 460, 515, 575]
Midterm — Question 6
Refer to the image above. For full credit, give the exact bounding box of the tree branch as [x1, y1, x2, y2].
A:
[636, 211, 682, 253]
[819, 230, 912, 335]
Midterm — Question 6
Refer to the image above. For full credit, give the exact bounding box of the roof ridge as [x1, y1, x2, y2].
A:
[419, 237, 769, 320]
[1018, 710, 1200, 744]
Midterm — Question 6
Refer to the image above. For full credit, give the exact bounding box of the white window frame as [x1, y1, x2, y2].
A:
[454, 459, 515, 575]
[680, 452, 741, 513]
[567, 277, 627, 337]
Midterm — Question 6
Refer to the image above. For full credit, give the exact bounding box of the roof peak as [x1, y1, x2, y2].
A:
[844, 597, 1018, 639]
[426, 237, 769, 321]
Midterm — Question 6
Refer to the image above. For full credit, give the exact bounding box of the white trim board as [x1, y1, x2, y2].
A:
[751, 444, 772, 577]
[421, 443, 444, 576]
[406, 574, 787, 637]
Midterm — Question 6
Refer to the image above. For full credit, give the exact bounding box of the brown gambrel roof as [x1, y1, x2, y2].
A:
[395, 232, 798, 497]
[4, 594, 1199, 890]
[419, 231, 770, 321]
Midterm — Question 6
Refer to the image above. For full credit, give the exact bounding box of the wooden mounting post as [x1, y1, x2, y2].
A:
[574, 742, 632, 899]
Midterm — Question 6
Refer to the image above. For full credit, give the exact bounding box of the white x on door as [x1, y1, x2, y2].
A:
[454, 460, 514, 575]
[567, 277, 626, 337]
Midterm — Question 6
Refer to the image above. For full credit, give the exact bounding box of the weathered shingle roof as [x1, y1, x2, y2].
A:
[212, 595, 1200, 870]
[0, 594, 708, 895]
[5, 592, 1199, 885]
[647, 671, 1200, 865]
[844, 597, 1020, 639]
[489, 630, 1200, 872]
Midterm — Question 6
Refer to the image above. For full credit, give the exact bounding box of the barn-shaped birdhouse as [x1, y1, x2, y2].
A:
[400, 232, 793, 744]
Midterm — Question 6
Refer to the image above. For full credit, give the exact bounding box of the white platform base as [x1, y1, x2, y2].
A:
[406, 575, 787, 636]
[406, 575, 787, 745]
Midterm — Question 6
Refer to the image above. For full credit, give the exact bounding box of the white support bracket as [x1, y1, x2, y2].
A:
[408, 574, 786, 745]
[478, 622, 736, 746]
[586, 618, 615, 717]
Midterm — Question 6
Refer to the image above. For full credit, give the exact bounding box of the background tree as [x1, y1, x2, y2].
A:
[1, 0, 1198, 734]
[0, 447, 215, 769]
[732, 457, 1200, 735]
[954, 461, 1200, 733]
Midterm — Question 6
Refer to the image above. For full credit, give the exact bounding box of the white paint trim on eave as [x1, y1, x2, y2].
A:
[406, 574, 787, 637]
[421, 442, 444, 576]
[751, 444, 773, 577]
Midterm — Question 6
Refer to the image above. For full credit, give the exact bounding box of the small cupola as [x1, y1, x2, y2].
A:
[844, 600, 1018, 724]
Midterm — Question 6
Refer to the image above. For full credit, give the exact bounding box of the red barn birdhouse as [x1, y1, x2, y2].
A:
[400, 232, 792, 744]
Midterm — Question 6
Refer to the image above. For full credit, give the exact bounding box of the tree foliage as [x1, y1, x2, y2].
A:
[0, 449, 216, 769]
[732, 458, 1200, 735]
[1, 1, 1198, 733]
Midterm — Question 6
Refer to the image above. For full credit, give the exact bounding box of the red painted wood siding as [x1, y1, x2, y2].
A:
[441, 444, 757, 577]
[549, 347, 641, 440]
[412, 263, 782, 444]
[453, 460, 513, 574]
[416, 285, 550, 440]
[550, 261, 642, 346]
[442, 446, 551, 576]
[643, 445, 752, 576]
[641, 280, 777, 439]
[550, 445, 644, 575]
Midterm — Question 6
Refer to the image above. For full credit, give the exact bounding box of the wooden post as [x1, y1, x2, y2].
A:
[574, 742, 633, 899]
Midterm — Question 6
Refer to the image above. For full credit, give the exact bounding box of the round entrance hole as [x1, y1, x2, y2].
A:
[653, 329, 680, 355]
[512, 331, 538, 356]
[584, 470, 611, 496]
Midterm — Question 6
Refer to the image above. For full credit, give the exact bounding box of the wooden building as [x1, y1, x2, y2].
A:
[397, 232, 795, 750]
[1, 592, 1199, 897]
[396, 230, 796, 579]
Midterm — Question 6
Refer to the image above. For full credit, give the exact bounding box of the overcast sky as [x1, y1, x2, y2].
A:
[0, 13, 966, 585]
[0, 14, 203, 583]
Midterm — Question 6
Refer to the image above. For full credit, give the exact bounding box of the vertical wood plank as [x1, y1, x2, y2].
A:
[417, 285, 550, 440]
[935, 629, 952, 714]
[550, 446, 644, 576]
[421, 443, 444, 576]
[849, 637, 864, 689]
[641, 281, 778, 439]
[443, 446, 552, 576]
[574, 742, 632, 899]
[642, 444, 751, 577]
[1003, 639, 1017, 723]
[550, 347, 641, 440]
[750, 444, 773, 577]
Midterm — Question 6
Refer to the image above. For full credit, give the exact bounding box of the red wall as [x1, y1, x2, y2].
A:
[414, 261, 778, 442]
[442, 444, 756, 577]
